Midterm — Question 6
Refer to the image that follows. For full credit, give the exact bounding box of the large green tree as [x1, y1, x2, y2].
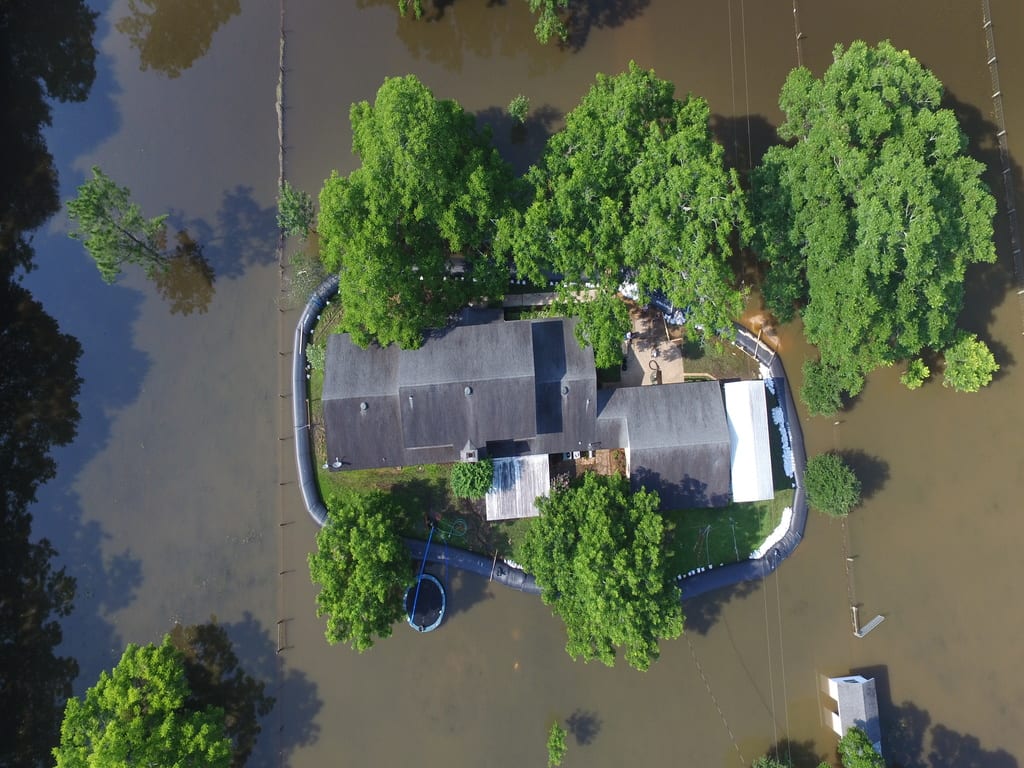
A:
[53, 639, 232, 768]
[501, 62, 749, 366]
[517, 472, 683, 671]
[308, 492, 414, 652]
[66, 166, 170, 284]
[319, 75, 513, 349]
[753, 41, 997, 405]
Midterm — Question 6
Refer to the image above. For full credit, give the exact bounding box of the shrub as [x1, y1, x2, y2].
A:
[805, 453, 861, 517]
[449, 459, 494, 498]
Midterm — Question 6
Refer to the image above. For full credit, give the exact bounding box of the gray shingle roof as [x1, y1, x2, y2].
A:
[596, 381, 731, 508]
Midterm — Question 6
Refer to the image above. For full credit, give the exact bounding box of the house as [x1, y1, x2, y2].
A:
[826, 675, 883, 756]
[321, 313, 773, 517]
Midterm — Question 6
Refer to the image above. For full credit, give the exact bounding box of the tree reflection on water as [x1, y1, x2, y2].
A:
[116, 0, 242, 79]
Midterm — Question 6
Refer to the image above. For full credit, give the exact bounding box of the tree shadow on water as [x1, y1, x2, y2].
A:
[565, 708, 602, 746]
[835, 449, 889, 502]
[152, 230, 216, 316]
[562, 0, 651, 52]
[854, 665, 1018, 768]
[215, 612, 323, 768]
[432, 569, 494, 621]
[476, 104, 562, 176]
[172, 185, 278, 284]
[682, 578, 759, 636]
[763, 738, 826, 768]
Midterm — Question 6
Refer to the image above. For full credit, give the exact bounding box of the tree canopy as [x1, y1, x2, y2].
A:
[308, 491, 414, 651]
[753, 40, 997, 404]
[516, 472, 683, 671]
[500, 62, 750, 366]
[54, 639, 232, 768]
[66, 166, 170, 284]
[318, 75, 513, 349]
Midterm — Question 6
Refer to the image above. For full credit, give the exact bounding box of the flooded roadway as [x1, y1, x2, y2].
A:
[26, 1, 1024, 765]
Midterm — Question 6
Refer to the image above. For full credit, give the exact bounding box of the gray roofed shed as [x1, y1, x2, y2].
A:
[827, 675, 882, 756]
[596, 381, 731, 508]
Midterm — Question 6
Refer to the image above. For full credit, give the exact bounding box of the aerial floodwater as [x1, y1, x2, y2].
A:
[25, 1, 1024, 766]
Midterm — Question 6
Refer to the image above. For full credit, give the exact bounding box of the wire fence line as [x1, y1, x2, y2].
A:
[980, 0, 1024, 333]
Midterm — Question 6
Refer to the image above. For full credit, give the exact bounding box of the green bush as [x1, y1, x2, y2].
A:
[449, 459, 494, 498]
[805, 453, 861, 517]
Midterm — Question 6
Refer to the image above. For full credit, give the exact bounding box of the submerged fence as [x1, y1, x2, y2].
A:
[981, 0, 1024, 333]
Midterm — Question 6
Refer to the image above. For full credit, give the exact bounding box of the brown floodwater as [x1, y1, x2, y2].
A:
[27, 1, 1024, 766]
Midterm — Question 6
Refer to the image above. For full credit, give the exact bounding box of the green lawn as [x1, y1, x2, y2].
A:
[662, 488, 794, 577]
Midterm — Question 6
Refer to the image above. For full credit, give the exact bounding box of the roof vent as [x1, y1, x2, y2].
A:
[464, 386, 473, 396]
[561, 385, 569, 396]
[359, 402, 368, 412]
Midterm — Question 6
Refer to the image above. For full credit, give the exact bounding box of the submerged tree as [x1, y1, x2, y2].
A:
[319, 75, 513, 349]
[753, 41, 997, 405]
[308, 492, 414, 651]
[501, 62, 749, 366]
[67, 166, 170, 283]
[517, 472, 683, 671]
[54, 640, 232, 767]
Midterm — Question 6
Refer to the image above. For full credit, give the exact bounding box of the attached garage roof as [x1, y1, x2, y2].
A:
[723, 380, 774, 502]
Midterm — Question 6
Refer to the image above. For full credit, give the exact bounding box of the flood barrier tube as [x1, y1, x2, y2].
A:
[404, 538, 542, 594]
[292, 273, 338, 527]
[678, 324, 808, 601]
[293, 277, 807, 602]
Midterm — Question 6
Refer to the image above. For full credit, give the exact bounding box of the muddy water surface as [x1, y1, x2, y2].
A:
[27, 1, 1024, 766]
